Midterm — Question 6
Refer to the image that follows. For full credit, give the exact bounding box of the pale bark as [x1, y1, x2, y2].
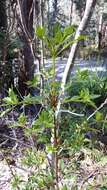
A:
[56, 0, 97, 118]
[40, 0, 44, 68]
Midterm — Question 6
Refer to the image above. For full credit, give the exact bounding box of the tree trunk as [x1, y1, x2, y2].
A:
[97, 2, 103, 50]
[52, 0, 58, 24]
[17, 0, 36, 96]
[0, 0, 7, 28]
[0, 0, 8, 96]
[40, 0, 45, 68]
[56, 0, 97, 118]
[69, 0, 74, 24]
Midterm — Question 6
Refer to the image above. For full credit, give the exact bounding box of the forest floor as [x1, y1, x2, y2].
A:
[0, 145, 107, 189]
[0, 110, 107, 189]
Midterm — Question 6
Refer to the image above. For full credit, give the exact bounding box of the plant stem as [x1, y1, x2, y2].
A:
[52, 56, 56, 83]
[51, 56, 59, 189]
[54, 117, 59, 184]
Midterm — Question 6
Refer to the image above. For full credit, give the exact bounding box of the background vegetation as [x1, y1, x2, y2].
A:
[0, 0, 107, 189]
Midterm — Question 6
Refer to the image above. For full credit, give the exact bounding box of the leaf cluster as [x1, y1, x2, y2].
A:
[36, 24, 86, 57]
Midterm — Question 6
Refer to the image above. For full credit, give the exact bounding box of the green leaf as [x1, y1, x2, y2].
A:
[3, 88, 18, 105]
[64, 89, 97, 108]
[26, 75, 40, 87]
[18, 113, 27, 126]
[95, 112, 103, 121]
[9, 88, 17, 101]
[79, 89, 97, 108]
[3, 97, 13, 104]
[46, 145, 56, 154]
[47, 67, 54, 77]
[77, 69, 89, 80]
[61, 185, 68, 190]
[23, 94, 42, 105]
[63, 96, 83, 103]
[45, 36, 53, 49]
[22, 149, 38, 166]
[11, 174, 22, 189]
[101, 187, 107, 190]
[90, 94, 101, 99]
[57, 39, 74, 56]
[64, 25, 75, 37]
[0, 108, 12, 117]
[60, 160, 65, 171]
[35, 26, 46, 39]
[54, 30, 63, 45]
[76, 34, 87, 41]
[98, 156, 107, 166]
[53, 23, 61, 36]
[32, 110, 54, 130]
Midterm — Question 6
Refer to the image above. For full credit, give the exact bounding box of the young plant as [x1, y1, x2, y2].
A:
[1, 24, 87, 189]
[35, 24, 78, 185]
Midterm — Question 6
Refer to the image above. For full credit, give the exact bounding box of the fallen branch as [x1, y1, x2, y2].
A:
[0, 132, 32, 148]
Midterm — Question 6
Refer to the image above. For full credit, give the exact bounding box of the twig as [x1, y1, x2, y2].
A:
[0, 139, 8, 147]
[80, 169, 99, 190]
[87, 98, 107, 121]
[0, 150, 20, 190]
[11, 111, 18, 151]
[31, 106, 43, 126]
[0, 132, 32, 148]
[55, 0, 97, 119]
[59, 109, 84, 117]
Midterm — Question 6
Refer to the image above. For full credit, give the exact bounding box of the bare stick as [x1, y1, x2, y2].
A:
[87, 98, 107, 121]
[55, 0, 97, 119]
[59, 109, 84, 117]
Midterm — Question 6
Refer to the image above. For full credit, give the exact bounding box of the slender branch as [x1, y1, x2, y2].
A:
[87, 98, 107, 121]
[80, 169, 99, 190]
[0, 139, 8, 147]
[59, 110, 84, 117]
[0, 150, 20, 190]
[55, 0, 97, 119]
[0, 132, 32, 148]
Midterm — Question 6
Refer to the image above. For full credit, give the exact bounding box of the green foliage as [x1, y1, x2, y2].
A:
[95, 111, 104, 121]
[35, 25, 86, 57]
[26, 74, 41, 88]
[22, 149, 45, 166]
[2, 24, 106, 190]
[36, 27, 46, 39]
[32, 110, 54, 129]
[3, 88, 19, 105]
[67, 69, 107, 98]
[101, 187, 107, 190]
[18, 113, 27, 126]
[23, 94, 42, 105]
[65, 70, 107, 110]
[0, 30, 22, 93]
[61, 70, 107, 148]
[61, 185, 68, 190]
[64, 88, 100, 108]
[24, 110, 54, 144]
[11, 174, 22, 190]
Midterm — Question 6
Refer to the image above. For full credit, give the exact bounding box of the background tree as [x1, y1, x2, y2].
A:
[16, 0, 39, 96]
[0, 0, 15, 96]
[56, 0, 97, 118]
